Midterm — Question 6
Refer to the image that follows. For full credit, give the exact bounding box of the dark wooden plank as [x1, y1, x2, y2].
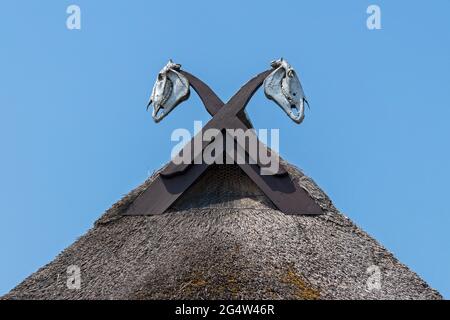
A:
[124, 163, 209, 215]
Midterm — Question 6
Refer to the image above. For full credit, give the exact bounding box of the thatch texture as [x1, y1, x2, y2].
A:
[2, 163, 442, 300]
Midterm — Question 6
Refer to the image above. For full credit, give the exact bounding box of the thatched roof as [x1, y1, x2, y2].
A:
[2, 163, 442, 300]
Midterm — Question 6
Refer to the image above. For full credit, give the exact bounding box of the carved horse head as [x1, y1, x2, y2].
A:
[147, 60, 190, 123]
[264, 58, 309, 124]
[147, 58, 309, 124]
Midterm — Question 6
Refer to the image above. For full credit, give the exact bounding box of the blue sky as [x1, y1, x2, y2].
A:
[0, 0, 449, 298]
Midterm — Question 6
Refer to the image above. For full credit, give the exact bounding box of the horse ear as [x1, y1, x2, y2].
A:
[167, 59, 181, 70]
[270, 59, 282, 68]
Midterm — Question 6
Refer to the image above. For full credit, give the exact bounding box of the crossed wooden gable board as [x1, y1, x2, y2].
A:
[123, 70, 323, 216]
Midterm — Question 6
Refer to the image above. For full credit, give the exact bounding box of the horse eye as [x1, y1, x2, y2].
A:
[158, 73, 164, 81]
[287, 70, 295, 78]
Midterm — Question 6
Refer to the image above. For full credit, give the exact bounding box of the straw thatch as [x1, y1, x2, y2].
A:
[2, 163, 442, 300]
